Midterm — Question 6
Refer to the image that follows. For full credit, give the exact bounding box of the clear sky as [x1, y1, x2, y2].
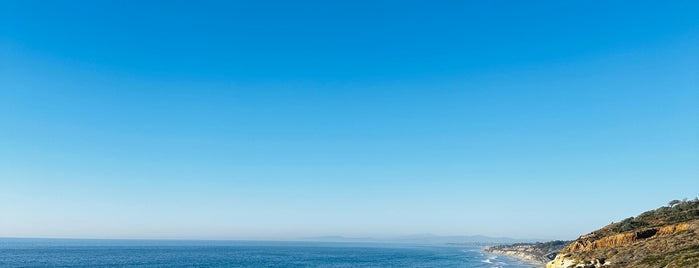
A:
[1, 1, 698, 240]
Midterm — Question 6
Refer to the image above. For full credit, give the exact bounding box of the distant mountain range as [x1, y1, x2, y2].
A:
[299, 234, 542, 245]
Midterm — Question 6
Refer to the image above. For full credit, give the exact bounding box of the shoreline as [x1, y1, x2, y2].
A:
[483, 246, 548, 267]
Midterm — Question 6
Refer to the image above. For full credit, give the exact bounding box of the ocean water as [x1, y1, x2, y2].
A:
[0, 239, 535, 268]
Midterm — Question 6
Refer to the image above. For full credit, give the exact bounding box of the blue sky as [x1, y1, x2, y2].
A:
[1, 1, 698, 240]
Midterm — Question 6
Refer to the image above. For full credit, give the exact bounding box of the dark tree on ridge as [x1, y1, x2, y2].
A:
[668, 199, 681, 207]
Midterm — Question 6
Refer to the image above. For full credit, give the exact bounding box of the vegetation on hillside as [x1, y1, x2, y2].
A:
[601, 198, 699, 236]
[547, 198, 699, 268]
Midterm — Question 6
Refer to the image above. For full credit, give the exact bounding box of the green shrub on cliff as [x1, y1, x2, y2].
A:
[603, 198, 699, 236]
[549, 198, 699, 268]
[611, 217, 648, 233]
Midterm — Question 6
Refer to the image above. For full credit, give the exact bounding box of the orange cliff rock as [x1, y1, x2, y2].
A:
[547, 220, 699, 268]
[560, 223, 691, 254]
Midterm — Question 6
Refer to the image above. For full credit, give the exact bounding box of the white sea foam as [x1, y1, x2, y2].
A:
[481, 255, 497, 263]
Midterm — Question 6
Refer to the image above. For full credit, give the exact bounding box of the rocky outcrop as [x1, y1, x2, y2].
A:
[547, 220, 699, 268]
[560, 223, 690, 254]
[487, 200, 699, 268]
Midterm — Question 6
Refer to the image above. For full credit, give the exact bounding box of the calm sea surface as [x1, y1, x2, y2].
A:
[0, 239, 535, 268]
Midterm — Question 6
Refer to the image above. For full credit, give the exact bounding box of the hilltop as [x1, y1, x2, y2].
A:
[547, 198, 699, 268]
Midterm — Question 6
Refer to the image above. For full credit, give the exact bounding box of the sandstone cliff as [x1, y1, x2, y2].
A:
[547, 199, 699, 268]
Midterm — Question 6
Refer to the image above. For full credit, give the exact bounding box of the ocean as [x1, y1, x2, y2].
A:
[0, 239, 535, 267]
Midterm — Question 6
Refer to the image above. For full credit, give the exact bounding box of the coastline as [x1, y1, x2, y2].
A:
[482, 240, 570, 267]
[483, 247, 545, 267]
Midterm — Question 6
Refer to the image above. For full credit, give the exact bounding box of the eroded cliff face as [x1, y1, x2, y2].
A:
[560, 223, 690, 254]
[546, 220, 699, 268]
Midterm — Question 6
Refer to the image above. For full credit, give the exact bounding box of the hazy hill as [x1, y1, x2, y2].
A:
[301, 234, 538, 245]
